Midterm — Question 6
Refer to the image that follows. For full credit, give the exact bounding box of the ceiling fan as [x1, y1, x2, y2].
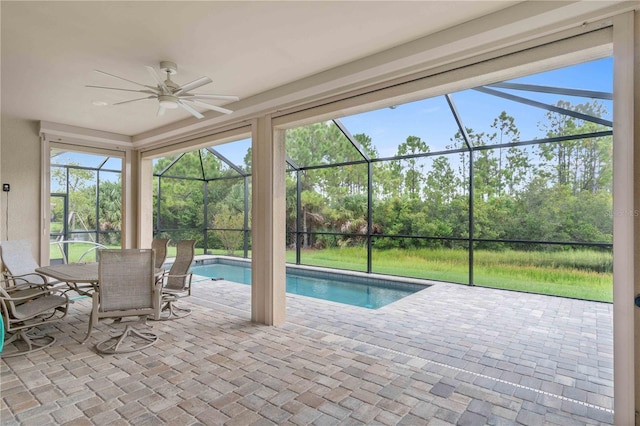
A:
[87, 61, 239, 119]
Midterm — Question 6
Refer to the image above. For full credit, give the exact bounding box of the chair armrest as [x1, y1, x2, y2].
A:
[155, 270, 169, 283]
[185, 272, 193, 294]
[5, 281, 49, 293]
[0, 287, 67, 302]
[154, 279, 164, 294]
[4, 272, 54, 287]
[163, 272, 191, 279]
[1, 277, 49, 294]
[163, 272, 194, 296]
[162, 272, 193, 285]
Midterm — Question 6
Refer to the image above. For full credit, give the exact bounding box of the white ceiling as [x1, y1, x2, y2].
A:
[1, 1, 634, 142]
[1, 1, 521, 137]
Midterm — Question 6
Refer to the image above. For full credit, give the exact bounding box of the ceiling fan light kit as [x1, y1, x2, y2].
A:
[87, 61, 239, 119]
[158, 95, 179, 109]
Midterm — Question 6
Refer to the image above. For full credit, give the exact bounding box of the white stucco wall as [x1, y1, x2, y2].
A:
[0, 114, 43, 263]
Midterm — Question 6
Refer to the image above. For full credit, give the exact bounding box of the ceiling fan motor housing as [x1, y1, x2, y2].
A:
[164, 80, 180, 91]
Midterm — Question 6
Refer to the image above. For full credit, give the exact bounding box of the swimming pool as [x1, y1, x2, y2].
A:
[189, 259, 427, 309]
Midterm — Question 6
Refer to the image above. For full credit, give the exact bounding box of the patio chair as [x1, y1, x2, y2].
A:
[155, 239, 196, 320]
[151, 238, 170, 269]
[0, 278, 70, 357]
[0, 239, 56, 288]
[83, 249, 161, 354]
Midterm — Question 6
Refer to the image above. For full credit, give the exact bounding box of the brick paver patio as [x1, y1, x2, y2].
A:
[1, 275, 613, 425]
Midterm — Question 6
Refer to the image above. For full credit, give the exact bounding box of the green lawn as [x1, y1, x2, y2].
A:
[50, 242, 117, 263]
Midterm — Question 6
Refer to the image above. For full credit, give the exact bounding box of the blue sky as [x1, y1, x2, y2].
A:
[338, 57, 612, 158]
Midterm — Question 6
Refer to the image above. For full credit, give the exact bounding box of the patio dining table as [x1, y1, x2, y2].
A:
[36, 263, 166, 296]
[36, 262, 99, 296]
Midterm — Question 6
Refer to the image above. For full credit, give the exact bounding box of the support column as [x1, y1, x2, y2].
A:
[39, 135, 51, 264]
[138, 156, 153, 249]
[251, 116, 286, 325]
[634, 15, 640, 420]
[612, 11, 636, 426]
[123, 149, 139, 248]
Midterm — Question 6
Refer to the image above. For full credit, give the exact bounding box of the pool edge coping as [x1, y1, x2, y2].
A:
[173, 254, 436, 291]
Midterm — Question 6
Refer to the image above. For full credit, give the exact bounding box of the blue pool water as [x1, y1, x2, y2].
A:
[190, 261, 424, 309]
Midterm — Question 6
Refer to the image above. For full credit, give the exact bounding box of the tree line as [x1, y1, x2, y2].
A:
[146, 99, 612, 254]
[284, 100, 612, 251]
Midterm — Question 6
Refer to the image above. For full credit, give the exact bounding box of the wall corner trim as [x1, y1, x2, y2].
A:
[40, 121, 133, 150]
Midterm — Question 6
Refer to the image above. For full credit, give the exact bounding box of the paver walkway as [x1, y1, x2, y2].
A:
[1, 277, 613, 425]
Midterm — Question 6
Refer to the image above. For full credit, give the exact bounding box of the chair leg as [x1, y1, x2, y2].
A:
[95, 324, 158, 354]
[155, 298, 191, 321]
[169, 303, 191, 318]
[82, 311, 96, 344]
[1, 329, 56, 358]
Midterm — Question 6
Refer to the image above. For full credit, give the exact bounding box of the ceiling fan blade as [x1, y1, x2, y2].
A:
[183, 94, 240, 101]
[86, 85, 156, 95]
[112, 96, 155, 106]
[157, 104, 166, 117]
[94, 69, 155, 90]
[182, 98, 233, 114]
[178, 100, 204, 119]
[145, 66, 170, 93]
[174, 76, 212, 95]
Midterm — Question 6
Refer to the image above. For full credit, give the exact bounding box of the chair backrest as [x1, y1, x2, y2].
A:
[98, 249, 156, 316]
[166, 240, 196, 290]
[0, 240, 46, 285]
[151, 238, 170, 269]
